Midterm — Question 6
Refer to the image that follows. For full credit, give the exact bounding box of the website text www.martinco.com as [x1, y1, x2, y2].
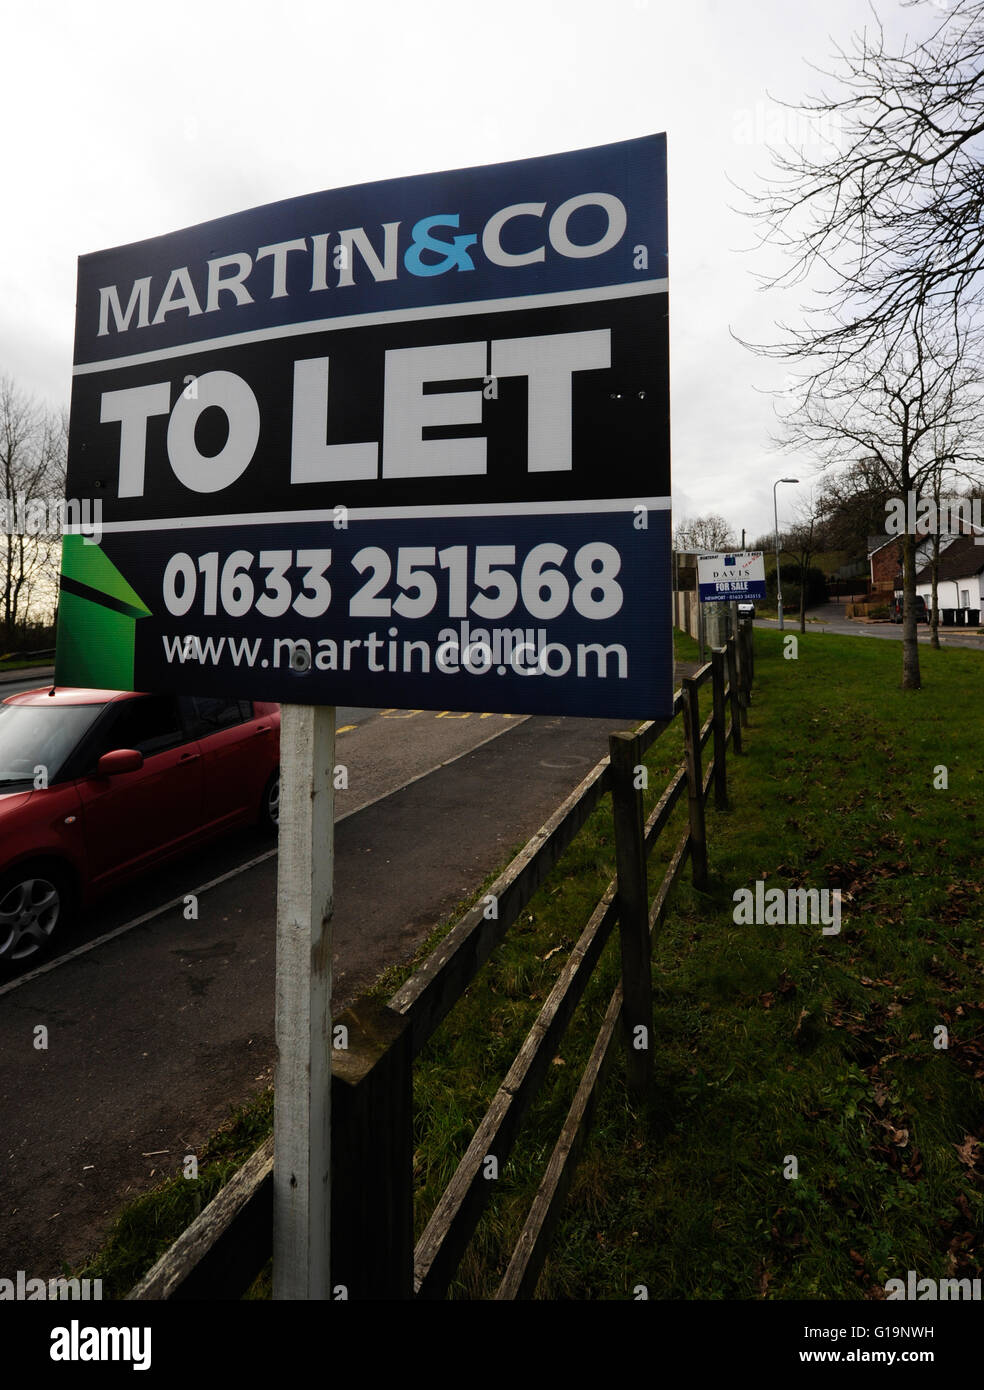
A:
[161, 626, 631, 681]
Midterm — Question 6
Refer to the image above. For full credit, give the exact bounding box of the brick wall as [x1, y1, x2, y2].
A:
[870, 540, 902, 592]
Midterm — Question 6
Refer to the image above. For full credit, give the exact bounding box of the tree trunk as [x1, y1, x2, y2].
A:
[901, 529, 921, 689]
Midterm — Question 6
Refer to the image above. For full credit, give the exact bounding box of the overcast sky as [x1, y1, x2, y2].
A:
[0, 0, 946, 541]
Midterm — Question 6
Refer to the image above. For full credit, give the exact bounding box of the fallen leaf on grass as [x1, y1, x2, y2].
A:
[954, 1135, 981, 1169]
[879, 1121, 910, 1147]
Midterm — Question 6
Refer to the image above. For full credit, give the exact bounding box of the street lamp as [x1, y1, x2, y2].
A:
[773, 477, 799, 631]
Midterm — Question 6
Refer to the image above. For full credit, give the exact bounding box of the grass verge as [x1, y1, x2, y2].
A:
[0, 657, 53, 673]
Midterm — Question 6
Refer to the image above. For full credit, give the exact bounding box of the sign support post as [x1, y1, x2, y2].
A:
[273, 703, 335, 1300]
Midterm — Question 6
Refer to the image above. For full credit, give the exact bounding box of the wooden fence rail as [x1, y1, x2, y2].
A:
[129, 624, 755, 1302]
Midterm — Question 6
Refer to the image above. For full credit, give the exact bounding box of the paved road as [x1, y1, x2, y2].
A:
[0, 682, 681, 1282]
[756, 603, 984, 650]
[0, 665, 60, 694]
[1, 667, 535, 835]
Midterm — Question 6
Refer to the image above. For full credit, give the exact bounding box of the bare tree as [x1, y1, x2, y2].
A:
[775, 326, 983, 688]
[750, 531, 776, 552]
[815, 455, 898, 560]
[741, 0, 984, 375]
[0, 375, 66, 648]
[674, 514, 736, 552]
[785, 495, 832, 634]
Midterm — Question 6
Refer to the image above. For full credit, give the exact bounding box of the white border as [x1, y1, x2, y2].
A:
[76, 495, 671, 534]
[73, 279, 669, 375]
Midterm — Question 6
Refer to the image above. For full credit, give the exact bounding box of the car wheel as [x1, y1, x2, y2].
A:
[0, 865, 73, 966]
[259, 768, 280, 832]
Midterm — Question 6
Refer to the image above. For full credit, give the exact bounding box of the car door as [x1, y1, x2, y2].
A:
[75, 694, 206, 889]
[179, 696, 269, 831]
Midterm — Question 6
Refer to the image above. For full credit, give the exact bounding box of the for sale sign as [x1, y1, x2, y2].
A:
[697, 552, 767, 602]
[56, 135, 670, 717]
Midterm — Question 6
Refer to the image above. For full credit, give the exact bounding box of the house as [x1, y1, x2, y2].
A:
[867, 535, 934, 593]
[914, 533, 984, 618]
[868, 517, 984, 593]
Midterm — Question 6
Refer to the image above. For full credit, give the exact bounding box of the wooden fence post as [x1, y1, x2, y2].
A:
[744, 620, 755, 687]
[725, 636, 742, 755]
[330, 998, 414, 1299]
[711, 648, 728, 811]
[734, 629, 749, 727]
[681, 678, 709, 890]
[745, 624, 755, 699]
[608, 732, 653, 1097]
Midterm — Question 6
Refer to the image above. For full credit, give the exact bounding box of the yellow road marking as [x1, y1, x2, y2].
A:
[376, 708, 522, 721]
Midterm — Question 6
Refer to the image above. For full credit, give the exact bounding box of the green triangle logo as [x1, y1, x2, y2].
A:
[60, 535, 151, 618]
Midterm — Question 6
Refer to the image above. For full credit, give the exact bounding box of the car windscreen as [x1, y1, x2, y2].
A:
[0, 701, 106, 789]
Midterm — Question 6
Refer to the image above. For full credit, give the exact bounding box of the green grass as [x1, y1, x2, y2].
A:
[529, 630, 984, 1298]
[407, 628, 984, 1299]
[72, 627, 984, 1299]
[0, 656, 52, 672]
[673, 626, 700, 663]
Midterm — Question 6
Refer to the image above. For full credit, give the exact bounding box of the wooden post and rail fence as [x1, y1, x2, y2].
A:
[128, 623, 756, 1301]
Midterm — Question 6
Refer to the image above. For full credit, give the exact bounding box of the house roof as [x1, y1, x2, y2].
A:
[868, 533, 939, 558]
[914, 533, 984, 585]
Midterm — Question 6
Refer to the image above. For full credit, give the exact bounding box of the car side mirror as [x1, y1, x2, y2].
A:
[96, 748, 144, 777]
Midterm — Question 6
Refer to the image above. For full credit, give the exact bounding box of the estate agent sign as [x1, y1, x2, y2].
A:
[697, 551, 766, 603]
[57, 135, 670, 718]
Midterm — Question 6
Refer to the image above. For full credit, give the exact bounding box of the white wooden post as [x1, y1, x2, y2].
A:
[273, 702, 335, 1299]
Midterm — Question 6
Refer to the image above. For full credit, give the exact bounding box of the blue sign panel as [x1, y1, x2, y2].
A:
[57, 135, 671, 718]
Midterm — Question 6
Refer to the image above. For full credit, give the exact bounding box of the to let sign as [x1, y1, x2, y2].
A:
[697, 552, 766, 603]
[56, 135, 671, 718]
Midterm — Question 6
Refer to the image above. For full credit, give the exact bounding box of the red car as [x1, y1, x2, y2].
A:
[0, 687, 280, 966]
